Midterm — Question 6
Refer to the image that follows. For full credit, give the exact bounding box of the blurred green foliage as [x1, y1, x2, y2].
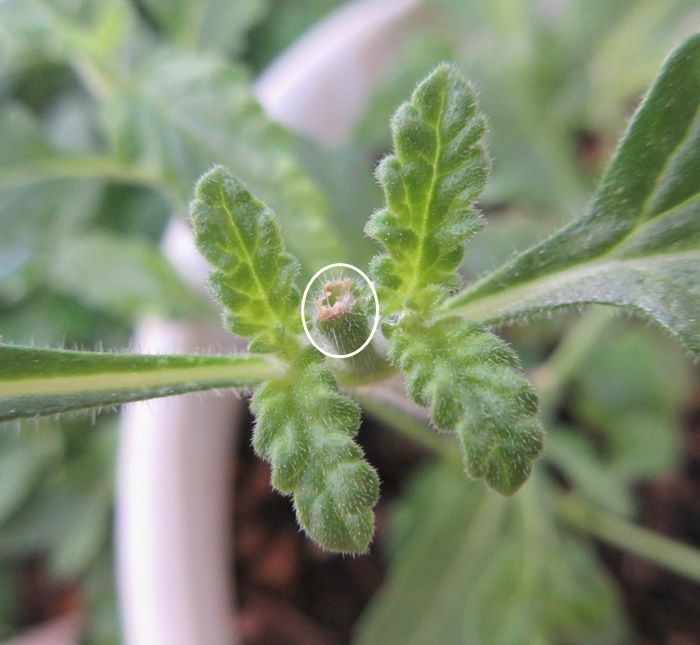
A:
[0, 0, 698, 642]
[0, 0, 340, 639]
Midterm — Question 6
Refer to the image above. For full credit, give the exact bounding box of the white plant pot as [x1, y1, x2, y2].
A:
[115, 2, 422, 645]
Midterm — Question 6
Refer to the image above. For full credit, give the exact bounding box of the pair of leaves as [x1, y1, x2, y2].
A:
[3, 32, 699, 557]
[448, 33, 700, 358]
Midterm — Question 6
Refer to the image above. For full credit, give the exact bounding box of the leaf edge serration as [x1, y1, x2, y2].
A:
[250, 349, 380, 554]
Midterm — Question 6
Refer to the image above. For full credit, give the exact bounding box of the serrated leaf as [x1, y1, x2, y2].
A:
[448, 34, 700, 357]
[251, 350, 379, 554]
[389, 314, 543, 495]
[190, 165, 301, 354]
[356, 464, 626, 645]
[0, 344, 279, 421]
[366, 63, 489, 313]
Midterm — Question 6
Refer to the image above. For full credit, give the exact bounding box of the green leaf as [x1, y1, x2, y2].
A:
[0, 420, 115, 578]
[570, 325, 690, 480]
[0, 106, 104, 281]
[448, 34, 700, 357]
[0, 0, 131, 66]
[141, 0, 268, 55]
[366, 63, 489, 313]
[104, 48, 343, 272]
[190, 165, 301, 355]
[250, 350, 379, 553]
[389, 314, 543, 495]
[0, 344, 279, 420]
[0, 430, 62, 524]
[1, 3, 344, 273]
[546, 430, 634, 518]
[48, 232, 208, 321]
[356, 464, 626, 645]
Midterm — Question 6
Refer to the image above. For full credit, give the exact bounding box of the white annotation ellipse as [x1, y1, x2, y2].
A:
[300, 262, 380, 359]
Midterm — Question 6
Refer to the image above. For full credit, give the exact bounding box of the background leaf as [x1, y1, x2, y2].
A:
[48, 232, 208, 321]
[140, 0, 268, 55]
[102, 47, 344, 273]
[0, 106, 104, 283]
[448, 34, 700, 357]
[356, 463, 626, 645]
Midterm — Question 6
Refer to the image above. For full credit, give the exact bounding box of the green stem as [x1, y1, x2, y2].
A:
[558, 492, 700, 584]
[353, 385, 459, 465]
[535, 308, 613, 417]
[0, 156, 168, 193]
[335, 361, 396, 387]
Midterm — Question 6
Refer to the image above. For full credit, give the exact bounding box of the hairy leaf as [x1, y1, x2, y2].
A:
[0, 344, 278, 420]
[389, 314, 543, 495]
[448, 34, 700, 357]
[250, 350, 379, 553]
[190, 165, 301, 354]
[366, 63, 489, 313]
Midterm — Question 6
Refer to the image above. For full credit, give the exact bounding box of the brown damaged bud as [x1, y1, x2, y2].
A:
[315, 279, 357, 323]
[313, 278, 385, 372]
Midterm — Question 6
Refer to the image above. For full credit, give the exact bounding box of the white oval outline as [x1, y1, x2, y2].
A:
[300, 263, 380, 359]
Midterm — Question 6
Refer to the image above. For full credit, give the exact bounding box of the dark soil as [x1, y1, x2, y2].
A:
[233, 382, 700, 645]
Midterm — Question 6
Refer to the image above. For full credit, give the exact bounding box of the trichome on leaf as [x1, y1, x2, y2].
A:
[189, 63, 544, 552]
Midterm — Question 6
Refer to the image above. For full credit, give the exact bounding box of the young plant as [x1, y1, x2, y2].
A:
[1, 34, 699, 559]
